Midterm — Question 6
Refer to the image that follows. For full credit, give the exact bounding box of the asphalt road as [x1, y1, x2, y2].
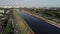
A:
[12, 16, 20, 34]
[17, 11, 60, 34]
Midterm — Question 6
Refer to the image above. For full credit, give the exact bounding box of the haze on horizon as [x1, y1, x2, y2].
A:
[0, 0, 60, 7]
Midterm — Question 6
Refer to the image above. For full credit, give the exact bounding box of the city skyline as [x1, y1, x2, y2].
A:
[0, 0, 60, 7]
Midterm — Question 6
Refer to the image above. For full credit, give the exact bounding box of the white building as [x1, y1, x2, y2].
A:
[0, 10, 4, 16]
[0, 10, 4, 13]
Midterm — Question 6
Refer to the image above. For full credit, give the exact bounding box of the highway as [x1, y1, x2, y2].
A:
[12, 16, 20, 34]
[17, 11, 60, 34]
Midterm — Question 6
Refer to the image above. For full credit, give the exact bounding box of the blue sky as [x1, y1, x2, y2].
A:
[0, 0, 60, 7]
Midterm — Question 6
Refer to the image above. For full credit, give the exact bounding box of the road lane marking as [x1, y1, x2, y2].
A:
[16, 24, 18, 26]
[14, 29, 18, 33]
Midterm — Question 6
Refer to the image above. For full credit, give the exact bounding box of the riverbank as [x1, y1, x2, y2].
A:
[24, 11, 60, 28]
[13, 11, 34, 34]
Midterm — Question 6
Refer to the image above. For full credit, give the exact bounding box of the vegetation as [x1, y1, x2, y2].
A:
[25, 8, 60, 22]
[35, 8, 60, 22]
[0, 8, 14, 34]
[3, 21, 14, 34]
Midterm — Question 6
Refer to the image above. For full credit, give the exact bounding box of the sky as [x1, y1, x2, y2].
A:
[0, 0, 60, 7]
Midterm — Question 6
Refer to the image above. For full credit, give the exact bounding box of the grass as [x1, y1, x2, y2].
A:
[14, 11, 34, 34]
[3, 21, 13, 34]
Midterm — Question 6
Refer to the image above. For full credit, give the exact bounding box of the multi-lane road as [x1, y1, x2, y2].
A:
[17, 11, 60, 34]
[12, 16, 20, 34]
